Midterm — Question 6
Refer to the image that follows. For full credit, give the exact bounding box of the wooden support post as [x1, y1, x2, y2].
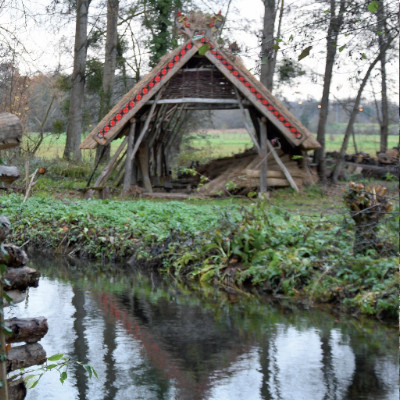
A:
[156, 143, 163, 179]
[266, 140, 299, 192]
[0, 282, 9, 400]
[94, 136, 128, 188]
[138, 143, 152, 193]
[123, 119, 136, 193]
[127, 88, 163, 166]
[259, 118, 268, 193]
[234, 87, 260, 152]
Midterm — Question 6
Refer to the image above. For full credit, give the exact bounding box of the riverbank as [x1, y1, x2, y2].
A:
[1, 192, 398, 320]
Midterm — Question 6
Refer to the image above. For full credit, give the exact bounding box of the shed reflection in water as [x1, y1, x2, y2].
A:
[5, 258, 398, 400]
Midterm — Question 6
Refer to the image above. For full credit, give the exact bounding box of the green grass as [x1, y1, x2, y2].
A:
[22, 133, 124, 161]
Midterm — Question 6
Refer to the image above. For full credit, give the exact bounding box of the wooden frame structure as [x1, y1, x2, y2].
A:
[81, 13, 320, 194]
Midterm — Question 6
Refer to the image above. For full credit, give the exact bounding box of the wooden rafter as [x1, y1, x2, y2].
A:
[234, 87, 260, 153]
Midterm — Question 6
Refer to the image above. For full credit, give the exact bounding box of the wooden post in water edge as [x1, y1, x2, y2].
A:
[0, 281, 10, 400]
[259, 118, 268, 193]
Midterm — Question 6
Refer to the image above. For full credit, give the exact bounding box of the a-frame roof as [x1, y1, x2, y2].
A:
[80, 37, 320, 151]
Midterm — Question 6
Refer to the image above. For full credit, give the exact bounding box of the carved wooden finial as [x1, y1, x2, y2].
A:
[176, 11, 225, 41]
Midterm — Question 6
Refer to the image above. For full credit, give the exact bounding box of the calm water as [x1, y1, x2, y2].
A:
[5, 257, 398, 400]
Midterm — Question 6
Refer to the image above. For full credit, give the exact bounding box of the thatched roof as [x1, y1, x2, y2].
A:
[80, 36, 320, 151]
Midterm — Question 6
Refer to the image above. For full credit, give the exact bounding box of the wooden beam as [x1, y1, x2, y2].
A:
[266, 140, 299, 192]
[123, 119, 136, 193]
[180, 67, 215, 72]
[234, 87, 260, 152]
[181, 104, 242, 110]
[259, 118, 268, 193]
[147, 98, 240, 105]
[94, 136, 128, 188]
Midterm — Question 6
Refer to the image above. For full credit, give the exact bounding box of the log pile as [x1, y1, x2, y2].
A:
[196, 149, 317, 196]
[0, 217, 48, 400]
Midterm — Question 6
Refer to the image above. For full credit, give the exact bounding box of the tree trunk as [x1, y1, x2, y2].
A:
[96, 0, 120, 165]
[64, 0, 91, 162]
[4, 317, 48, 344]
[260, 0, 277, 91]
[331, 35, 395, 183]
[377, 0, 389, 153]
[314, 0, 345, 181]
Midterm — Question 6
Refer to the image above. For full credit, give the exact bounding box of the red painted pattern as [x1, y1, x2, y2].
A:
[205, 40, 303, 141]
[97, 42, 194, 139]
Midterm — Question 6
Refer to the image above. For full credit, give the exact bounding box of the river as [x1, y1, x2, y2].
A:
[5, 257, 398, 400]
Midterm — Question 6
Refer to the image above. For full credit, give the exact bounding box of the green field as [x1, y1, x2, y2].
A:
[180, 129, 398, 163]
[22, 129, 398, 165]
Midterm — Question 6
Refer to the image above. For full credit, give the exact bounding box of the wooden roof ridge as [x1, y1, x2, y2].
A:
[81, 36, 320, 150]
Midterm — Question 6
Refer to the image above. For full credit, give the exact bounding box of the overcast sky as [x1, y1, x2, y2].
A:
[3, 0, 398, 103]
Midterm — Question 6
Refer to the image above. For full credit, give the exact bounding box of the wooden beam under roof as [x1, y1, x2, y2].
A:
[147, 98, 241, 105]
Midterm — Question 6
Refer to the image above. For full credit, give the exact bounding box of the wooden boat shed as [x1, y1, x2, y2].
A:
[80, 12, 320, 195]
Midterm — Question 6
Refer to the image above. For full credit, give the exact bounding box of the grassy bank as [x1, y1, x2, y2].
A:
[2, 192, 397, 320]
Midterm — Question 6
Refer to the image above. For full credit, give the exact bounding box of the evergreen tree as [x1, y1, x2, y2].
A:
[144, 0, 183, 67]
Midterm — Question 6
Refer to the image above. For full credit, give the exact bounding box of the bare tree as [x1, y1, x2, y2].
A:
[314, 0, 346, 181]
[376, 0, 389, 153]
[64, 0, 91, 162]
[96, 0, 120, 164]
[260, 0, 284, 91]
[331, 34, 396, 182]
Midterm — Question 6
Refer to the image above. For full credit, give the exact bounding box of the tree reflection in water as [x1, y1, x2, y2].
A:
[5, 257, 398, 400]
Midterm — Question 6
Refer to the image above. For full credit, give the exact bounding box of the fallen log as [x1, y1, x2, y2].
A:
[0, 113, 23, 149]
[5, 317, 48, 344]
[7, 343, 47, 373]
[3, 267, 40, 291]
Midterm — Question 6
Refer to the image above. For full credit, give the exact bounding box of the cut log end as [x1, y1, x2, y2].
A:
[5, 317, 48, 344]
[7, 343, 47, 373]
[0, 113, 23, 150]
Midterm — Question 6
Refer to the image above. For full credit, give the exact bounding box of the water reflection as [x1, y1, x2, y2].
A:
[5, 257, 398, 400]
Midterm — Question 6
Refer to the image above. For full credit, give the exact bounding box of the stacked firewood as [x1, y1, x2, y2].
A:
[0, 218, 48, 400]
[196, 149, 317, 196]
